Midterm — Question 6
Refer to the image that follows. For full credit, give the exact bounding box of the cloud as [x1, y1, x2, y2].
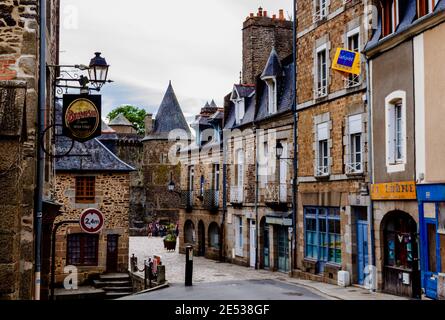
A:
[60, 0, 293, 118]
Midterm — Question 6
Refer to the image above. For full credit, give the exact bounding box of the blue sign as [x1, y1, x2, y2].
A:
[337, 50, 355, 68]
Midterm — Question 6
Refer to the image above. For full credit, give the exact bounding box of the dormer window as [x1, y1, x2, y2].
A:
[418, 0, 436, 17]
[231, 89, 245, 125]
[264, 78, 278, 115]
[381, 0, 399, 37]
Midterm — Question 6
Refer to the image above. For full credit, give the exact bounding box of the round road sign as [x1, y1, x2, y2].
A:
[79, 208, 104, 234]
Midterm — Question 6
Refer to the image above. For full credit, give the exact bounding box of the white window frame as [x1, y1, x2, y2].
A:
[346, 114, 364, 174]
[315, 44, 328, 98]
[345, 27, 361, 88]
[385, 90, 407, 173]
[316, 122, 330, 176]
[313, 0, 328, 22]
[392, 0, 399, 33]
[235, 216, 243, 257]
[264, 78, 278, 115]
[428, 0, 436, 13]
[234, 99, 245, 125]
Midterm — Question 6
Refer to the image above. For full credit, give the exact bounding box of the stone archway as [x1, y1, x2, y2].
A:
[208, 222, 220, 249]
[184, 220, 195, 245]
[198, 220, 205, 256]
[381, 210, 420, 298]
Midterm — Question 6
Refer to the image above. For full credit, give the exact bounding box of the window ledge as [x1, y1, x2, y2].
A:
[386, 163, 405, 173]
[345, 171, 364, 177]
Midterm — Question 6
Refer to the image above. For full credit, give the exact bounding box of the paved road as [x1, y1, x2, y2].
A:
[122, 279, 328, 300]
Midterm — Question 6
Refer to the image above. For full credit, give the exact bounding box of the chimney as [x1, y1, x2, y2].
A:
[263, 10, 268, 17]
[272, 14, 276, 20]
[250, 12, 254, 17]
[279, 9, 285, 21]
[144, 113, 153, 135]
[257, 7, 263, 17]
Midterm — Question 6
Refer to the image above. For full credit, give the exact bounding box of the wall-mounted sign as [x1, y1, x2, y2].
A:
[266, 216, 292, 226]
[371, 181, 417, 200]
[63, 94, 101, 142]
[332, 48, 361, 75]
[79, 208, 104, 234]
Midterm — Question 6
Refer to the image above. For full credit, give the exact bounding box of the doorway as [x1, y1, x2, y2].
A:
[357, 220, 369, 285]
[106, 234, 119, 273]
[278, 226, 289, 272]
[198, 220, 205, 256]
[423, 219, 438, 299]
[263, 224, 270, 269]
[249, 220, 256, 268]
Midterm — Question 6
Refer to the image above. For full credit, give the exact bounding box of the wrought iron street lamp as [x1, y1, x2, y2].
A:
[88, 52, 110, 90]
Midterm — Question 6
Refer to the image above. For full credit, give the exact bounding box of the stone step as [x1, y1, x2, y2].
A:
[93, 280, 131, 288]
[102, 286, 133, 292]
[105, 292, 133, 299]
[99, 273, 130, 281]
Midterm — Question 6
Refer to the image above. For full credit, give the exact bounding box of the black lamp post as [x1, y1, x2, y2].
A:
[88, 52, 110, 90]
[168, 180, 181, 196]
[276, 141, 284, 159]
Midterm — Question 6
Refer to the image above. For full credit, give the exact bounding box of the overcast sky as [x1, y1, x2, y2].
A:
[60, 0, 292, 121]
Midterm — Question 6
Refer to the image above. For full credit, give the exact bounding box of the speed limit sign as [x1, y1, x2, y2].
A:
[79, 208, 104, 234]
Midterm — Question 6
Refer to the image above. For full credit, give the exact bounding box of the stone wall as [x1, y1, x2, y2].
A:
[0, 0, 60, 300]
[242, 8, 293, 85]
[53, 173, 130, 285]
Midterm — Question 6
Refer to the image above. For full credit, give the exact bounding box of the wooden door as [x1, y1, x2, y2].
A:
[106, 234, 119, 273]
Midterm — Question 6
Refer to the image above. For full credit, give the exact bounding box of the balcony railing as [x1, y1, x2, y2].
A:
[314, 85, 327, 98]
[316, 165, 329, 177]
[203, 189, 219, 211]
[264, 183, 288, 204]
[344, 74, 361, 88]
[230, 186, 244, 204]
[346, 162, 363, 174]
[180, 190, 194, 209]
[313, 6, 328, 23]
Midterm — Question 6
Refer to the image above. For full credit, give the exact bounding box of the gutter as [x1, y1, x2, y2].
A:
[253, 124, 259, 270]
[220, 130, 228, 262]
[35, 0, 47, 300]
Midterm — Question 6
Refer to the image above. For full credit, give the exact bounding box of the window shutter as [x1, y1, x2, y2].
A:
[387, 107, 396, 164]
[317, 122, 328, 141]
[348, 114, 362, 134]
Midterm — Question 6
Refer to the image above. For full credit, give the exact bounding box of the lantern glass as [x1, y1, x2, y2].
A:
[89, 52, 109, 89]
[168, 181, 175, 192]
[276, 141, 283, 158]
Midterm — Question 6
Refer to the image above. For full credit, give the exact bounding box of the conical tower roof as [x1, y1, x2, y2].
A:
[144, 81, 191, 140]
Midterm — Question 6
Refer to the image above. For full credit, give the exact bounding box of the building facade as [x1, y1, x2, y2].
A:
[365, 0, 445, 299]
[295, 0, 372, 285]
[54, 132, 134, 286]
[178, 102, 224, 260]
[0, 0, 60, 300]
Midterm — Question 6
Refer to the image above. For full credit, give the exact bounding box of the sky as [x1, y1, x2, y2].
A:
[59, 0, 293, 121]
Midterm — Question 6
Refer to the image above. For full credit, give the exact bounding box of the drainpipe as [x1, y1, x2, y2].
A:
[220, 133, 227, 262]
[35, 0, 47, 300]
[366, 55, 376, 289]
[253, 124, 259, 270]
[291, 0, 298, 275]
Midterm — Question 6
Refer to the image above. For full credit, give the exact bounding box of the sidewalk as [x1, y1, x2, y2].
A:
[283, 278, 409, 300]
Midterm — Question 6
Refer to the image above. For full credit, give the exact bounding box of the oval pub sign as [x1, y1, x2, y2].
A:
[80, 208, 104, 234]
[63, 94, 102, 142]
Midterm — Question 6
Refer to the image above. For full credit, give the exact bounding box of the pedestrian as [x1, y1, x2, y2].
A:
[175, 223, 179, 237]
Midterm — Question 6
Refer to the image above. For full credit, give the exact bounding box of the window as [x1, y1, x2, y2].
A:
[235, 149, 244, 188]
[304, 207, 341, 264]
[315, 45, 328, 98]
[314, 0, 328, 22]
[316, 122, 329, 176]
[188, 166, 194, 191]
[382, 0, 399, 37]
[75, 176, 95, 203]
[265, 78, 277, 114]
[418, 0, 436, 17]
[235, 216, 243, 256]
[234, 99, 245, 124]
[212, 164, 220, 191]
[346, 29, 360, 88]
[67, 234, 99, 266]
[260, 141, 269, 186]
[208, 223, 220, 249]
[347, 114, 363, 174]
[199, 176, 205, 197]
[385, 91, 406, 171]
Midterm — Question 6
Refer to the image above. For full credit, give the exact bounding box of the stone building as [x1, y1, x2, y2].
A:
[104, 115, 145, 235]
[295, 0, 372, 285]
[142, 82, 191, 223]
[178, 102, 224, 260]
[54, 127, 134, 286]
[365, 0, 445, 299]
[0, 0, 61, 300]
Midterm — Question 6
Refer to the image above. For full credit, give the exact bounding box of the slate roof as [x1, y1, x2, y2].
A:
[54, 101, 135, 172]
[365, 0, 445, 54]
[261, 48, 283, 79]
[210, 100, 218, 108]
[109, 113, 133, 127]
[143, 81, 191, 141]
[224, 54, 294, 129]
[233, 84, 255, 99]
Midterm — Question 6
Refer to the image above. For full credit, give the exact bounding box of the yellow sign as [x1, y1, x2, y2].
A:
[332, 48, 361, 75]
[371, 181, 417, 200]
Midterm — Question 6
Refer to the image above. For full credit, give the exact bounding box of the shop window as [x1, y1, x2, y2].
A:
[75, 176, 95, 203]
[304, 207, 341, 264]
[67, 234, 99, 266]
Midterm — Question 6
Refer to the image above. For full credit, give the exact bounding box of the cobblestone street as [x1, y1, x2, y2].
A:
[129, 237, 408, 300]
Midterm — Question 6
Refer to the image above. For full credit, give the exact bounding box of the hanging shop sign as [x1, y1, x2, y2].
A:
[63, 94, 102, 142]
[332, 48, 361, 75]
[79, 208, 104, 234]
[371, 181, 417, 200]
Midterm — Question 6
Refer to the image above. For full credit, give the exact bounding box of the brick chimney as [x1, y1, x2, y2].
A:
[242, 8, 293, 85]
[144, 113, 153, 135]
